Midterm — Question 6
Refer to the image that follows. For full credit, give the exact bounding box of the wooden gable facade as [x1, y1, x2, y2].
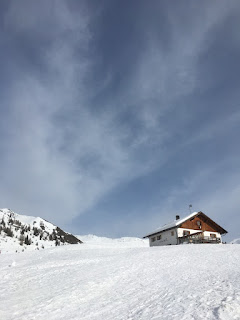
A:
[179, 212, 227, 234]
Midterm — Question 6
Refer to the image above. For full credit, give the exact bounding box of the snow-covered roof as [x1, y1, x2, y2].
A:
[144, 212, 200, 238]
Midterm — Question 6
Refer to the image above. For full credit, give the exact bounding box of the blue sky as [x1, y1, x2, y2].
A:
[0, 1, 240, 241]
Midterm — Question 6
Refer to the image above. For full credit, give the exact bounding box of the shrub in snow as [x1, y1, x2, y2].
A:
[14, 219, 21, 226]
[4, 227, 14, 237]
[24, 235, 31, 245]
[52, 230, 57, 240]
[19, 234, 25, 246]
[40, 222, 45, 230]
[33, 227, 40, 236]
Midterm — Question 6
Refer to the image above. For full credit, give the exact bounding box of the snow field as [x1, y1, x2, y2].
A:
[1, 243, 240, 320]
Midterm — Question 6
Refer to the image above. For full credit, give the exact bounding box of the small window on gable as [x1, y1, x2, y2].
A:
[197, 220, 201, 229]
[157, 235, 161, 240]
[151, 237, 156, 242]
[183, 230, 190, 236]
[171, 231, 174, 236]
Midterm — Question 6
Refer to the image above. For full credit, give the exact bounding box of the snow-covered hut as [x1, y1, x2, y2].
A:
[143, 211, 227, 247]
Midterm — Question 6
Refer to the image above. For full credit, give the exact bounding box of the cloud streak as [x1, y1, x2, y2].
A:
[0, 1, 239, 240]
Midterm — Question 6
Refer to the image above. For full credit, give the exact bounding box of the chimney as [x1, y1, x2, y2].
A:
[176, 215, 180, 220]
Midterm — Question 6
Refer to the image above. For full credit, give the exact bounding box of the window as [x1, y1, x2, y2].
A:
[196, 220, 202, 229]
[210, 233, 216, 238]
[151, 237, 156, 242]
[183, 230, 190, 236]
[157, 235, 161, 240]
[171, 231, 174, 236]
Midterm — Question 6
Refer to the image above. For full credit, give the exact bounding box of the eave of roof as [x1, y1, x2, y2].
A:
[143, 212, 199, 238]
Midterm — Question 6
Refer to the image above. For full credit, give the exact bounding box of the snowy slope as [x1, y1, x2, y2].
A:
[0, 208, 81, 253]
[1, 244, 240, 320]
[76, 234, 149, 248]
[231, 238, 240, 244]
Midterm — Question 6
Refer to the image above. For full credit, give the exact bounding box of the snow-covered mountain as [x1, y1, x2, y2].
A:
[0, 208, 82, 253]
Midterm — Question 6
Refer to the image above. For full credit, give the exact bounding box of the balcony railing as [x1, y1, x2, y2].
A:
[178, 232, 221, 244]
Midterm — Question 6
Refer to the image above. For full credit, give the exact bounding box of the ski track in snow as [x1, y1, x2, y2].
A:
[0, 244, 240, 320]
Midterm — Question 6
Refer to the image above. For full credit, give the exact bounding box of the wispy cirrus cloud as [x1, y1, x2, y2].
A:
[0, 1, 240, 240]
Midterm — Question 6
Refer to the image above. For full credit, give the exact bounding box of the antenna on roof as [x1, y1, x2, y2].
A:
[189, 204, 192, 214]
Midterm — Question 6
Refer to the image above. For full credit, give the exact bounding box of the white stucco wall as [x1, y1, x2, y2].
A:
[177, 228, 202, 237]
[202, 231, 222, 242]
[149, 228, 178, 247]
[149, 228, 222, 246]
